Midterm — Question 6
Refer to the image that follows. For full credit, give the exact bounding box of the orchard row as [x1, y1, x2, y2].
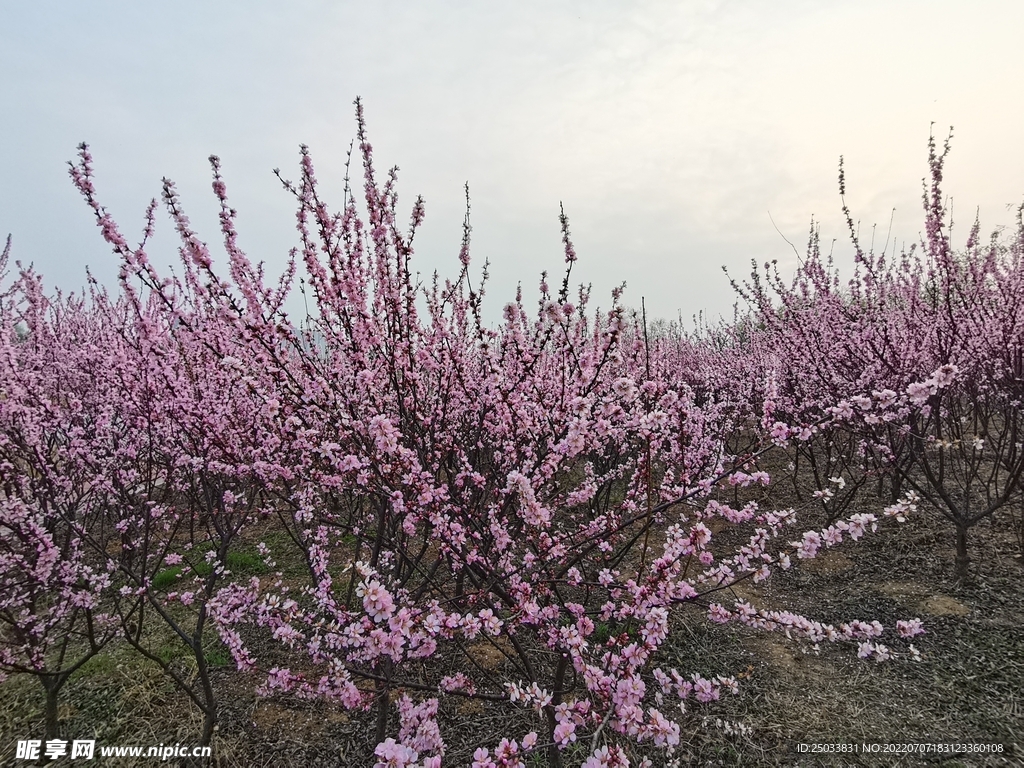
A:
[1, 104, 1019, 767]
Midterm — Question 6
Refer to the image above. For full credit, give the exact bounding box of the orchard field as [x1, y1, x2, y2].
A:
[1, 102, 1022, 766]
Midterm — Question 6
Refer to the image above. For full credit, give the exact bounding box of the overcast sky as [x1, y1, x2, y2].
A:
[2, 1, 1022, 326]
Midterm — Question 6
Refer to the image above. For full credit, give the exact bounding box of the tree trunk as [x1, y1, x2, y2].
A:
[374, 661, 393, 746]
[44, 682, 60, 741]
[200, 708, 217, 748]
[34, 677, 63, 766]
[889, 472, 903, 503]
[545, 656, 569, 768]
[954, 524, 970, 582]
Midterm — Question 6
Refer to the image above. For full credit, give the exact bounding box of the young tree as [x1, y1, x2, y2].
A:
[733, 130, 1024, 581]
[58, 100, 930, 765]
[0, 246, 119, 740]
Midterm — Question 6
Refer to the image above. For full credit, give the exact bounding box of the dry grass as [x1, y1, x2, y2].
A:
[2, 462, 1022, 767]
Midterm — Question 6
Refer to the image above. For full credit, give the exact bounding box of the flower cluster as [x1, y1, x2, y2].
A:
[8, 104, 1013, 766]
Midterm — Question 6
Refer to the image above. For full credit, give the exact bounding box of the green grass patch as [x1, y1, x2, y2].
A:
[73, 651, 119, 679]
[153, 545, 267, 591]
[225, 549, 266, 575]
[152, 566, 184, 590]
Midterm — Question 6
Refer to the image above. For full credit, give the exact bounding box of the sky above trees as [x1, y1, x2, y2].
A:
[2, 0, 1021, 325]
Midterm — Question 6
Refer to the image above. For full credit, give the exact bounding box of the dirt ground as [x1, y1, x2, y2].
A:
[2, 476, 1022, 767]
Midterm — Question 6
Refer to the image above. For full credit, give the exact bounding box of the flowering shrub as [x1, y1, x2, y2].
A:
[0, 247, 121, 739]
[733, 130, 1024, 581]
[6, 102, 1001, 764]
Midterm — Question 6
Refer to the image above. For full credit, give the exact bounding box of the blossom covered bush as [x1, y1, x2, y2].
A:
[0, 246, 125, 739]
[5, 101, 1014, 765]
[732, 131, 1024, 581]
